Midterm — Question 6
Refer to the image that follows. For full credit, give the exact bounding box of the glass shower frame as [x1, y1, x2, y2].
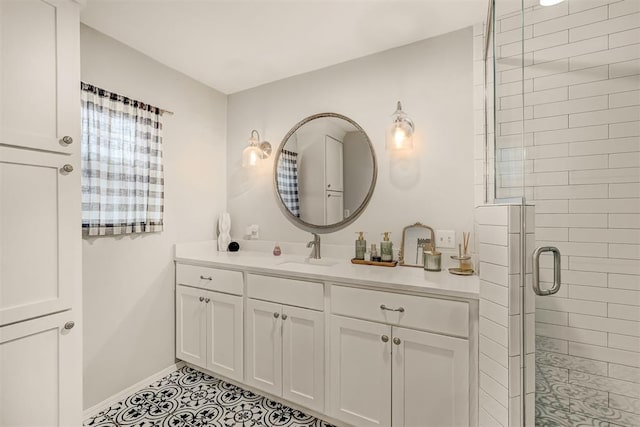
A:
[484, 0, 640, 425]
[484, 0, 530, 425]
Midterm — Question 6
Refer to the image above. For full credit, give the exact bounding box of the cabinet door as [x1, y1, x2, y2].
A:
[176, 285, 207, 368]
[0, 311, 81, 426]
[0, 147, 79, 326]
[325, 135, 343, 192]
[391, 327, 469, 427]
[325, 191, 343, 224]
[329, 315, 391, 427]
[0, 0, 80, 153]
[282, 306, 324, 413]
[245, 299, 282, 396]
[205, 290, 243, 382]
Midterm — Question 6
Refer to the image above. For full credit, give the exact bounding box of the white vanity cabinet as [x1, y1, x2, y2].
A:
[330, 315, 392, 426]
[391, 326, 469, 427]
[245, 274, 325, 413]
[174, 249, 478, 427]
[329, 285, 470, 427]
[175, 265, 243, 382]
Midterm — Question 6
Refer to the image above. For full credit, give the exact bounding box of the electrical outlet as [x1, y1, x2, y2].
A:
[435, 230, 456, 249]
[246, 224, 260, 240]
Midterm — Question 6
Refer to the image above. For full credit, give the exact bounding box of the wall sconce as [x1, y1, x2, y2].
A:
[242, 129, 272, 168]
[540, 0, 564, 5]
[387, 101, 414, 151]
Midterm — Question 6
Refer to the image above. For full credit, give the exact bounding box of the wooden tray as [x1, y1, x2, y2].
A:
[351, 258, 398, 268]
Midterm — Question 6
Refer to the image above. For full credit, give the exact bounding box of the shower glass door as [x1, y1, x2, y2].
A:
[490, 0, 640, 425]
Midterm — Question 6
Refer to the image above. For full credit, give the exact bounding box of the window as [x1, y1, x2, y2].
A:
[80, 82, 164, 236]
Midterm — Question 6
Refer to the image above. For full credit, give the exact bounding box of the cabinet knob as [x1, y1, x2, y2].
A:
[381, 335, 389, 343]
[199, 297, 205, 302]
[327, 184, 331, 188]
[61, 136, 73, 145]
[64, 321, 75, 330]
[273, 312, 280, 318]
[62, 164, 74, 173]
[393, 337, 401, 345]
[281, 313, 288, 320]
[200, 275, 212, 281]
[204, 298, 210, 303]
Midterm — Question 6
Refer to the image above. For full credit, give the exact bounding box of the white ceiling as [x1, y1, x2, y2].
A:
[81, 0, 487, 94]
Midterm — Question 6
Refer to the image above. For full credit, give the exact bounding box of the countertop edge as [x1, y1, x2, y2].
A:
[174, 256, 480, 301]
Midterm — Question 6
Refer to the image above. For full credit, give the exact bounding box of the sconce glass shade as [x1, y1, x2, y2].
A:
[387, 101, 414, 151]
[242, 144, 262, 168]
[539, 0, 564, 5]
[242, 130, 272, 168]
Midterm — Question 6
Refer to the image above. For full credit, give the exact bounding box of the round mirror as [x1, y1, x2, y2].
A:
[273, 113, 377, 233]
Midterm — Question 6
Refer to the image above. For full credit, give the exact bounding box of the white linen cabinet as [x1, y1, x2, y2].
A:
[0, 0, 80, 154]
[0, 0, 82, 424]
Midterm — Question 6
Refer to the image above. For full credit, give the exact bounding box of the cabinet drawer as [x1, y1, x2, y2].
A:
[331, 285, 468, 338]
[176, 264, 243, 296]
[247, 274, 323, 311]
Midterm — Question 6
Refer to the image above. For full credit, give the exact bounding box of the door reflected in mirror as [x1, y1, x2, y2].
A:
[274, 113, 377, 232]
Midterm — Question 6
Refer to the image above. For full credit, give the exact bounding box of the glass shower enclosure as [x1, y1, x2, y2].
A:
[484, 0, 640, 425]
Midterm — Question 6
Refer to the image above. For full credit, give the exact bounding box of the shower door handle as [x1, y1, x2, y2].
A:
[532, 246, 561, 296]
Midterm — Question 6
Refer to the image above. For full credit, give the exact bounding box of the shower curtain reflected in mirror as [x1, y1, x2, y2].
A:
[276, 149, 300, 218]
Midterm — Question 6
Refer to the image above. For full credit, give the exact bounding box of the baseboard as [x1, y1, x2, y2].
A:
[83, 361, 185, 420]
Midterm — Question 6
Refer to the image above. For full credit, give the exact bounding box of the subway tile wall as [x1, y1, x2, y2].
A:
[475, 0, 640, 425]
[476, 205, 535, 427]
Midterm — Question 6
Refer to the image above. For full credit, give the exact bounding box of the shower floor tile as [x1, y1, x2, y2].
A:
[535, 348, 637, 427]
[84, 366, 333, 427]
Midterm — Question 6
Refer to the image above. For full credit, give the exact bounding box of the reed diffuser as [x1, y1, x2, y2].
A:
[449, 232, 474, 276]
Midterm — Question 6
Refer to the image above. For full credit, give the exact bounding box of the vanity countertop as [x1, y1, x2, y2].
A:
[175, 241, 479, 300]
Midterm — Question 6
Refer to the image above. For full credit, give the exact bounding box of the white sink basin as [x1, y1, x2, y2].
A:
[278, 258, 339, 267]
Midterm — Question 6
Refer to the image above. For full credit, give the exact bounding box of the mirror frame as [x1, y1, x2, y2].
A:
[273, 112, 378, 234]
[399, 222, 436, 268]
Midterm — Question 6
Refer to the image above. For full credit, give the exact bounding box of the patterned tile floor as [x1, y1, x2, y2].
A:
[535, 338, 635, 427]
[84, 366, 333, 427]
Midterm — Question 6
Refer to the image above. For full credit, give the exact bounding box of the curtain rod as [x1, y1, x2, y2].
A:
[81, 81, 175, 116]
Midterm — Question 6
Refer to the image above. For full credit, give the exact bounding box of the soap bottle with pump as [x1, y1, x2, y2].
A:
[380, 232, 393, 262]
[355, 232, 367, 260]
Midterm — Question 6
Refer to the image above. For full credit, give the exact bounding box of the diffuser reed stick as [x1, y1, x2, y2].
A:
[463, 232, 470, 256]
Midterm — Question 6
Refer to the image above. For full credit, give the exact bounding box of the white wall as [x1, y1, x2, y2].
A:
[80, 24, 227, 409]
[227, 28, 475, 247]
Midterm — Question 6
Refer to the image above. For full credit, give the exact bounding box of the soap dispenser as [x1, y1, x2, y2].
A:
[355, 232, 367, 260]
[380, 232, 393, 262]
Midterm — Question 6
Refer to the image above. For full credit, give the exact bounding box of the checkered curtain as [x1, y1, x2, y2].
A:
[277, 149, 300, 217]
[81, 82, 164, 236]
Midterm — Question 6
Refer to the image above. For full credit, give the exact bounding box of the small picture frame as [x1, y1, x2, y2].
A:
[399, 222, 435, 268]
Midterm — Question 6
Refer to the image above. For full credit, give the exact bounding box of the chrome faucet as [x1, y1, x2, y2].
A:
[307, 233, 321, 259]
